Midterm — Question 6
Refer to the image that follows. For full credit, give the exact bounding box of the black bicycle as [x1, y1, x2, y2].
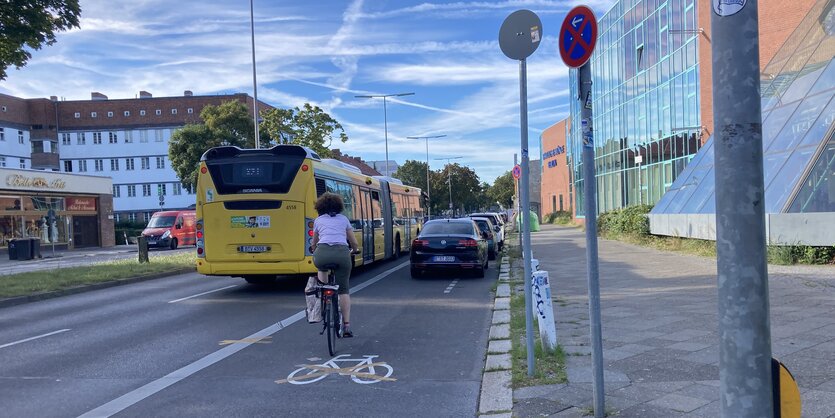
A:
[318, 263, 342, 356]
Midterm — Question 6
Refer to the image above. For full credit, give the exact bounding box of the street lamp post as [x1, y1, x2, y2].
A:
[355, 92, 415, 177]
[249, 0, 260, 149]
[435, 156, 463, 217]
[406, 134, 446, 220]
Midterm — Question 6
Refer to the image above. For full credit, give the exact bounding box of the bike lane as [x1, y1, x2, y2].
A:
[104, 259, 498, 417]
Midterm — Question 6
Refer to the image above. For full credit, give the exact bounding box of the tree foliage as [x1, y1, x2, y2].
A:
[260, 103, 347, 157]
[488, 171, 515, 209]
[431, 163, 485, 215]
[168, 101, 255, 192]
[393, 160, 430, 191]
[0, 0, 81, 80]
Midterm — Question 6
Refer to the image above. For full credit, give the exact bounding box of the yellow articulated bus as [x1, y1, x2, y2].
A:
[195, 145, 423, 283]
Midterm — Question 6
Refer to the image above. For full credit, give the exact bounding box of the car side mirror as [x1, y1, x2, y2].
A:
[494, 226, 501, 232]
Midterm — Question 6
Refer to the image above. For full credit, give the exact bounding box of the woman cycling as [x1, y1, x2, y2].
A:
[311, 192, 360, 337]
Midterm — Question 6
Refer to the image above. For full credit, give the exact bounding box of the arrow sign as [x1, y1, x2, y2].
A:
[559, 6, 598, 68]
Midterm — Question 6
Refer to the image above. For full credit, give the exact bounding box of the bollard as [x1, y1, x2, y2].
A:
[531, 270, 558, 352]
[138, 236, 149, 263]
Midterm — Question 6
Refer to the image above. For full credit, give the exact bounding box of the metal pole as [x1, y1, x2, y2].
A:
[519, 59, 535, 377]
[515, 153, 521, 245]
[447, 163, 453, 215]
[579, 62, 605, 417]
[712, 2, 773, 416]
[426, 138, 431, 220]
[383, 96, 389, 177]
[249, 0, 260, 149]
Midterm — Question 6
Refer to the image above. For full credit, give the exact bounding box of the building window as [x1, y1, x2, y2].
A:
[171, 108, 177, 115]
[173, 183, 182, 195]
[156, 156, 165, 169]
[144, 212, 152, 222]
[74, 112, 80, 118]
[129, 213, 136, 222]
[126, 158, 135, 170]
[19, 158, 25, 168]
[187, 108, 194, 114]
[141, 157, 150, 170]
[0, 128, 4, 141]
[155, 129, 163, 142]
[18, 130, 23, 144]
[124, 111, 130, 117]
[91, 112, 97, 118]
[64, 160, 72, 172]
[124, 130, 133, 143]
[155, 109, 161, 115]
[107, 111, 114, 117]
[61, 133, 71, 145]
[93, 132, 102, 144]
[114, 213, 120, 223]
[142, 184, 152, 196]
[140, 130, 148, 143]
[95, 159, 103, 171]
[113, 185, 121, 198]
[110, 158, 119, 171]
[109, 132, 117, 143]
[140, 110, 146, 116]
[127, 185, 136, 197]
[0, 157, 5, 167]
[78, 159, 87, 172]
[77, 132, 86, 145]
[157, 184, 167, 196]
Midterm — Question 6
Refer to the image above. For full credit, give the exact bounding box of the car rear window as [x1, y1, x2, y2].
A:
[422, 222, 474, 235]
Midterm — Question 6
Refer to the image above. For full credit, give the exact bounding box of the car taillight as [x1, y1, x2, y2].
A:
[413, 239, 428, 247]
[459, 239, 478, 247]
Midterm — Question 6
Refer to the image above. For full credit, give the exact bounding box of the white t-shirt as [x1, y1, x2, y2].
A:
[314, 214, 351, 246]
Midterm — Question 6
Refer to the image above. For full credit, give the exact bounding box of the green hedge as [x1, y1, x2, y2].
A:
[115, 221, 146, 245]
[597, 204, 653, 236]
[544, 211, 573, 225]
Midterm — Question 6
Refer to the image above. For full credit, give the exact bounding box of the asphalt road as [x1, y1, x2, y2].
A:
[0, 255, 497, 417]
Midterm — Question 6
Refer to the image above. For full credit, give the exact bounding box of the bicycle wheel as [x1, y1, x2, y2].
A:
[327, 293, 339, 356]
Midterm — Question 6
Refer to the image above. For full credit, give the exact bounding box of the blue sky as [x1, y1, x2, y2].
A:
[1, 0, 615, 183]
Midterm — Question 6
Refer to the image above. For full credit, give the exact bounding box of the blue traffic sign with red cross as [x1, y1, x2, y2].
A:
[559, 6, 598, 68]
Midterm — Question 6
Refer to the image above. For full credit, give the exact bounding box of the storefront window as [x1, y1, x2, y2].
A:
[1, 195, 78, 248]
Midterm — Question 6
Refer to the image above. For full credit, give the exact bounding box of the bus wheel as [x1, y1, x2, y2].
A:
[169, 238, 178, 250]
[394, 236, 401, 258]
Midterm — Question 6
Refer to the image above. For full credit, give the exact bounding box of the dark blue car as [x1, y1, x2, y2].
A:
[410, 218, 489, 278]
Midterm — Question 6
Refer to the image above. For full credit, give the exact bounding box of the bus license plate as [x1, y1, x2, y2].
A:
[433, 256, 455, 262]
[239, 245, 269, 253]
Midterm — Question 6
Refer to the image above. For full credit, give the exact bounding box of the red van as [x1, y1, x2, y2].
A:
[141, 210, 197, 249]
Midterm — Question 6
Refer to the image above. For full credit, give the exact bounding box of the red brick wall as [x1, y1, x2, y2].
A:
[540, 118, 573, 218]
[698, 0, 817, 142]
[98, 194, 115, 247]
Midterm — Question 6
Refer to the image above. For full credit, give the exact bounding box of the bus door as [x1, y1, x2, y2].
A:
[361, 189, 374, 262]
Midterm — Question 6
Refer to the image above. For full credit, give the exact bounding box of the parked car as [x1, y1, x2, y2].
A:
[470, 217, 497, 260]
[469, 212, 505, 250]
[410, 218, 489, 278]
[141, 210, 197, 250]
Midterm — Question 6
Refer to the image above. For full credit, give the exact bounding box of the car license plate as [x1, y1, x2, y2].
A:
[239, 245, 269, 253]
[147, 240, 157, 245]
[433, 256, 455, 262]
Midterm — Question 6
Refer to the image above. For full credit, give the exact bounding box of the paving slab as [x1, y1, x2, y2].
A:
[491, 310, 510, 324]
[485, 354, 511, 371]
[479, 371, 512, 414]
[494, 297, 510, 310]
[489, 324, 510, 340]
[487, 339, 511, 354]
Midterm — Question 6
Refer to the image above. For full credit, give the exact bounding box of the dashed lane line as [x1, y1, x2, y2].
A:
[444, 279, 460, 294]
[168, 285, 238, 303]
[0, 329, 71, 349]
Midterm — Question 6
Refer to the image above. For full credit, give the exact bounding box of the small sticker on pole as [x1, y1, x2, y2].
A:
[512, 164, 522, 180]
[559, 5, 598, 68]
[713, 0, 746, 17]
[581, 118, 594, 148]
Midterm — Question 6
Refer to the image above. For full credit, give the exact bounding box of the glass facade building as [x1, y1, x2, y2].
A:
[653, 0, 835, 216]
[569, 0, 703, 215]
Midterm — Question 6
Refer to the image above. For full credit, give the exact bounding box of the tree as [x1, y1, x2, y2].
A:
[0, 0, 81, 80]
[433, 163, 486, 215]
[261, 103, 348, 157]
[168, 101, 255, 192]
[393, 160, 429, 191]
[488, 171, 515, 209]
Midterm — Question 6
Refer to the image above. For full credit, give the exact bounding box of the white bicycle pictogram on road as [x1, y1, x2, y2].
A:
[278, 354, 395, 385]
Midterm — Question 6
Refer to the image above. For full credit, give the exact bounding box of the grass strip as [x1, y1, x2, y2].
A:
[0, 252, 195, 299]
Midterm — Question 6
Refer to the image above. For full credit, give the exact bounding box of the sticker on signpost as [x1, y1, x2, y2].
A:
[713, 0, 746, 17]
[232, 215, 270, 228]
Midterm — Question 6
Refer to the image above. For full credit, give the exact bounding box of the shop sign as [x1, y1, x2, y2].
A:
[66, 197, 97, 211]
[542, 146, 566, 159]
[6, 174, 66, 190]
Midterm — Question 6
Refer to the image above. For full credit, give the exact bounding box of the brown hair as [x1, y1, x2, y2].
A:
[315, 192, 344, 216]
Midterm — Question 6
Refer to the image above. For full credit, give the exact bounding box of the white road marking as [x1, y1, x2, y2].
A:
[444, 279, 460, 294]
[168, 285, 238, 303]
[0, 329, 71, 349]
[79, 261, 408, 418]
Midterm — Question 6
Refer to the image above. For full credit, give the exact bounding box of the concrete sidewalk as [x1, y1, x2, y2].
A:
[513, 224, 835, 417]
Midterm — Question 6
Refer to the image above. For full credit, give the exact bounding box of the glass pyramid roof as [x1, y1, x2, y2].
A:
[653, 0, 835, 215]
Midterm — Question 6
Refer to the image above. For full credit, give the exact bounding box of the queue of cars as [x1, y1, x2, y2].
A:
[409, 212, 507, 279]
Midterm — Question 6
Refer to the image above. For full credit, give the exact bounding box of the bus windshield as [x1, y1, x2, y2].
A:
[206, 155, 304, 194]
[147, 216, 176, 228]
